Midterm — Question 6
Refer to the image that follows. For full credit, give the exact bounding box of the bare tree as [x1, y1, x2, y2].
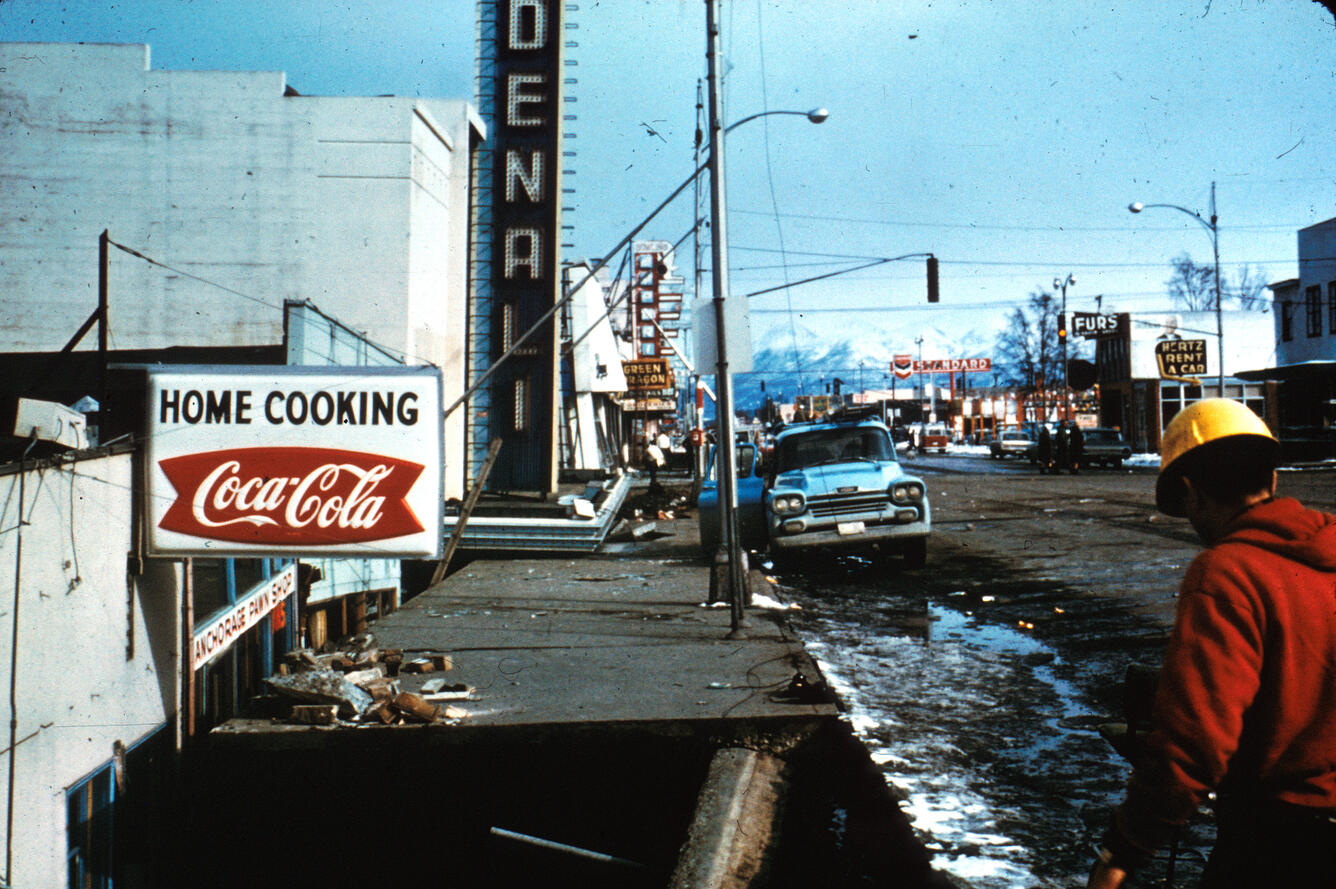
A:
[1232, 264, 1269, 311]
[1167, 252, 1218, 311]
[994, 290, 1062, 392]
[1166, 253, 1270, 311]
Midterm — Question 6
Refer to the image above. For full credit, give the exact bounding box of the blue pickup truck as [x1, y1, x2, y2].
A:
[699, 415, 931, 568]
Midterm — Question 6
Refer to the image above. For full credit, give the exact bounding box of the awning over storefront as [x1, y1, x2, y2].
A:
[1237, 360, 1336, 382]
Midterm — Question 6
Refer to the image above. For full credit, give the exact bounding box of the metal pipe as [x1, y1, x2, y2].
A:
[183, 558, 195, 741]
[5, 433, 37, 883]
[489, 826, 648, 870]
[98, 230, 109, 441]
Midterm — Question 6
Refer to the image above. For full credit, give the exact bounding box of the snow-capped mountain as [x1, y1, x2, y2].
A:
[730, 314, 1005, 411]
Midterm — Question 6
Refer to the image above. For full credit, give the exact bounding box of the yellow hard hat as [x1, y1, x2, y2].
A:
[1156, 398, 1276, 516]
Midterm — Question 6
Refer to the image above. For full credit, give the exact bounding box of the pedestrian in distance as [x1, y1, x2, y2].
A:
[1068, 421, 1084, 475]
[644, 434, 665, 488]
[1036, 424, 1054, 474]
[1055, 420, 1070, 475]
[1087, 399, 1336, 889]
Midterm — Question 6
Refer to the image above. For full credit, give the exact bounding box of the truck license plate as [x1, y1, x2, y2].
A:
[836, 521, 865, 536]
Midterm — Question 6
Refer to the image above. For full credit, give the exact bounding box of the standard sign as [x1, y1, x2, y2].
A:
[910, 358, 993, 374]
[1154, 339, 1207, 381]
[145, 366, 443, 558]
[192, 563, 297, 670]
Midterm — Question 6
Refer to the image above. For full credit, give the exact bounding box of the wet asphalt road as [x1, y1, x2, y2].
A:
[902, 451, 1335, 626]
[768, 452, 1336, 887]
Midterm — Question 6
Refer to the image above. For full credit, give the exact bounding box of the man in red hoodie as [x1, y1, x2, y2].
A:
[1089, 399, 1336, 889]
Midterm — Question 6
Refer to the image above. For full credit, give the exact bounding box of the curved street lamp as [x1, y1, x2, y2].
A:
[1128, 182, 1224, 393]
[724, 107, 830, 134]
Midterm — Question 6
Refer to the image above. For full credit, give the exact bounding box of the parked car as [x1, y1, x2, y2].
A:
[989, 429, 1034, 460]
[1080, 427, 1132, 468]
[696, 440, 768, 558]
[763, 416, 930, 567]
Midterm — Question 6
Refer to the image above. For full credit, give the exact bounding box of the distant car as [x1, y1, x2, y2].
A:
[990, 429, 1034, 459]
[919, 423, 949, 453]
[1080, 427, 1132, 468]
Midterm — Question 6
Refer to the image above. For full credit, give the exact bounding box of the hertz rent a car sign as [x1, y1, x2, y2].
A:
[145, 367, 443, 558]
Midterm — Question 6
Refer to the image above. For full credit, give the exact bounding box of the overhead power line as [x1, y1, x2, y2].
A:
[727, 207, 1314, 233]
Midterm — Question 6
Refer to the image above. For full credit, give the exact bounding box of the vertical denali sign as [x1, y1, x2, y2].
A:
[145, 367, 443, 558]
[481, 0, 563, 492]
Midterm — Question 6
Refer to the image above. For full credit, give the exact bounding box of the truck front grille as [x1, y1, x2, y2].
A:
[807, 491, 889, 518]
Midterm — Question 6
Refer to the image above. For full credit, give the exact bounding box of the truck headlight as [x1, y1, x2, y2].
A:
[771, 493, 805, 516]
[891, 482, 924, 503]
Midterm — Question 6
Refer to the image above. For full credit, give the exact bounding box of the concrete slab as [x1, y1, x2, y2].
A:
[369, 534, 832, 727]
[215, 504, 836, 737]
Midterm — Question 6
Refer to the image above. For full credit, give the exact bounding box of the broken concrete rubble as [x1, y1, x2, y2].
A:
[391, 692, 438, 723]
[265, 646, 472, 725]
[289, 704, 338, 726]
[265, 671, 374, 719]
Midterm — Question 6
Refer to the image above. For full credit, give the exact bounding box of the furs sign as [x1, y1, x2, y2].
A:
[145, 367, 443, 558]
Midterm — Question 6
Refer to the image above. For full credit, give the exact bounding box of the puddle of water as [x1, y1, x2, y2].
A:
[800, 599, 1132, 888]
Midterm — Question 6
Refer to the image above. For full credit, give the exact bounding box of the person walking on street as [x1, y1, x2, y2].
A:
[1068, 421, 1084, 475]
[1055, 421, 1070, 476]
[1088, 399, 1336, 889]
[644, 433, 664, 488]
[1036, 424, 1053, 474]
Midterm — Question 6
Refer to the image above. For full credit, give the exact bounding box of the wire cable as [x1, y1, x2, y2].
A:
[752, 0, 807, 394]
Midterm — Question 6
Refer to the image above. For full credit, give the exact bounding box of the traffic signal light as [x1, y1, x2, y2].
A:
[1058, 313, 1067, 344]
[926, 255, 939, 303]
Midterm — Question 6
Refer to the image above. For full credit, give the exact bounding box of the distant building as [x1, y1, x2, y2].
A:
[561, 262, 628, 470]
[1239, 217, 1336, 459]
[1095, 310, 1276, 454]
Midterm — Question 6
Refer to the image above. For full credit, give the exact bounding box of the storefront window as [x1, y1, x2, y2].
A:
[232, 559, 267, 599]
[191, 559, 229, 623]
[1161, 382, 1266, 434]
[67, 763, 113, 889]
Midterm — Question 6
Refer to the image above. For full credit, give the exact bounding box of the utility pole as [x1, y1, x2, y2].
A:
[691, 78, 706, 481]
[1054, 273, 1075, 422]
[705, 0, 746, 636]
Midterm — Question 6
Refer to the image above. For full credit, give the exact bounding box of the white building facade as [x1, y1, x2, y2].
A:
[0, 42, 482, 497]
[0, 449, 180, 889]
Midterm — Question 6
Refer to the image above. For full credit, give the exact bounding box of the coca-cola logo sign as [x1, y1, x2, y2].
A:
[145, 367, 442, 557]
[158, 447, 425, 545]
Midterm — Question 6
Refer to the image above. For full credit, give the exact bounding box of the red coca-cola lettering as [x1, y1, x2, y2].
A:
[158, 447, 426, 545]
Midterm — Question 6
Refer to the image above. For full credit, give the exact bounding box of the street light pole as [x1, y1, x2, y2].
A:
[1128, 181, 1224, 394]
[1053, 274, 1075, 421]
[705, 0, 747, 636]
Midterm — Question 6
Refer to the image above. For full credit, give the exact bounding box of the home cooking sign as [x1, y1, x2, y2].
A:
[145, 366, 443, 558]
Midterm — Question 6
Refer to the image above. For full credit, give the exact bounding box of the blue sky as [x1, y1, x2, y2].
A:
[4, 0, 1335, 362]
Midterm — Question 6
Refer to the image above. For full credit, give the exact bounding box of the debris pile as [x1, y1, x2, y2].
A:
[264, 634, 472, 727]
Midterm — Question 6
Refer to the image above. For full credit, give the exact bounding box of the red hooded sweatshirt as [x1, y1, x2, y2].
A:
[1113, 496, 1336, 857]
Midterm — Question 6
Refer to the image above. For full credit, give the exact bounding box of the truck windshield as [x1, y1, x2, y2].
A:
[774, 428, 894, 472]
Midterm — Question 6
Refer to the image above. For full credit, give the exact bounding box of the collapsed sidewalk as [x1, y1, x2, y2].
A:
[200, 488, 961, 889]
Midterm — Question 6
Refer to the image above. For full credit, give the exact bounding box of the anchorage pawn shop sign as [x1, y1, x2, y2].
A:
[145, 366, 443, 558]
